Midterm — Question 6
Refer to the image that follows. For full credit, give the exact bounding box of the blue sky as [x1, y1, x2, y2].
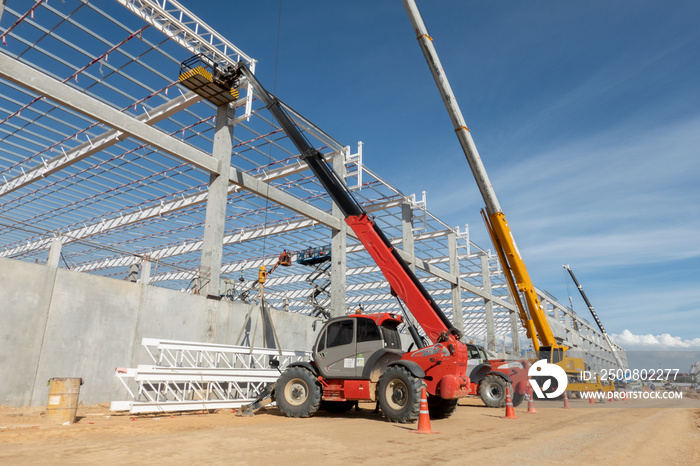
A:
[193, 1, 700, 349]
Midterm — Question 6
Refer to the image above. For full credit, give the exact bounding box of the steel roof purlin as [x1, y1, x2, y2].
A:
[0, 0, 625, 359]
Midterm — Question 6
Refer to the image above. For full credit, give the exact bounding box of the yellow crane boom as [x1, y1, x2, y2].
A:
[401, 0, 595, 377]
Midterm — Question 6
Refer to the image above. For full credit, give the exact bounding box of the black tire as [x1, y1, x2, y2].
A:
[427, 395, 458, 419]
[274, 367, 321, 418]
[321, 400, 355, 413]
[478, 374, 511, 408]
[377, 366, 424, 423]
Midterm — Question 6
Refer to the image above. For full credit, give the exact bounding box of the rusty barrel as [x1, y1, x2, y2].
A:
[46, 377, 82, 424]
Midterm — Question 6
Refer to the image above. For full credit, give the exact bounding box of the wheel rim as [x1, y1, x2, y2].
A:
[385, 379, 409, 411]
[486, 383, 503, 402]
[284, 377, 309, 407]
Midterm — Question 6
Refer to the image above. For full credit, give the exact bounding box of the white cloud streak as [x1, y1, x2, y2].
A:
[611, 329, 700, 350]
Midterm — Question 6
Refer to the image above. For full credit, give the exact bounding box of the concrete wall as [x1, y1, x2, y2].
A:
[0, 257, 317, 407]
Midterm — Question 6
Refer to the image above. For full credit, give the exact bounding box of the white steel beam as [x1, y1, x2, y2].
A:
[115, 0, 254, 65]
[0, 53, 520, 321]
[0, 91, 203, 197]
[262, 286, 489, 305]
[0, 52, 219, 173]
[0, 151, 338, 259]
[0, 189, 209, 259]
[154, 257, 512, 311]
[25, 195, 426, 272]
[364, 198, 403, 213]
[74, 217, 316, 272]
[0, 53, 344, 245]
[394, 248, 513, 309]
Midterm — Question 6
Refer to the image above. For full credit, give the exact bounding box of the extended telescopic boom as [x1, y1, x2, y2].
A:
[563, 265, 626, 371]
[402, 0, 566, 362]
[234, 62, 460, 344]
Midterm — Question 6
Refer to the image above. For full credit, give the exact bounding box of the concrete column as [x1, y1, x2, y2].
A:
[199, 104, 233, 298]
[448, 232, 463, 334]
[47, 237, 62, 267]
[584, 327, 592, 355]
[399, 201, 422, 331]
[330, 150, 347, 317]
[548, 299, 558, 320]
[140, 259, 151, 285]
[401, 203, 415, 272]
[509, 309, 521, 356]
[571, 313, 580, 332]
[479, 254, 496, 352]
[564, 310, 574, 332]
[504, 283, 522, 355]
[557, 307, 569, 344]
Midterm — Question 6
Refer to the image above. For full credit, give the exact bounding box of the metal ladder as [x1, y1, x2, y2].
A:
[110, 338, 310, 414]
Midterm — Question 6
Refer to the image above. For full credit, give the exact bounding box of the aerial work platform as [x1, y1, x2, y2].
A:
[178, 54, 239, 106]
[296, 245, 331, 266]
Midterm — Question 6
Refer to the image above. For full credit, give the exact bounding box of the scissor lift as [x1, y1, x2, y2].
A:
[295, 245, 332, 318]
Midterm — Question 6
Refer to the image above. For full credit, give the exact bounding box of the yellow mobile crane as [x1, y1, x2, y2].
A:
[402, 0, 613, 394]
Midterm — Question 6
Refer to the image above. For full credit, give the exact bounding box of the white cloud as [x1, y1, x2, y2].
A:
[611, 329, 700, 350]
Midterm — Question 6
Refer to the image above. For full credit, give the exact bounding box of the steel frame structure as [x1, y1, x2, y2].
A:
[0, 0, 625, 370]
[111, 338, 310, 413]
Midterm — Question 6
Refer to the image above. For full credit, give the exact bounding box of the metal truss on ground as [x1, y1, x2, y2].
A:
[0, 0, 625, 369]
[111, 338, 310, 413]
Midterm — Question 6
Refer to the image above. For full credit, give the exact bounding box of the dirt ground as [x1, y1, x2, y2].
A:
[1, 396, 699, 465]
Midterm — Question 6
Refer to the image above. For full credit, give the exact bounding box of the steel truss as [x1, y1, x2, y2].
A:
[0, 0, 625, 369]
[110, 338, 310, 413]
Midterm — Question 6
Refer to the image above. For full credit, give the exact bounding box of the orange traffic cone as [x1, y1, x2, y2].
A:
[411, 387, 438, 434]
[502, 387, 517, 419]
[563, 391, 571, 409]
[589, 393, 596, 404]
[526, 386, 538, 414]
[608, 392, 615, 402]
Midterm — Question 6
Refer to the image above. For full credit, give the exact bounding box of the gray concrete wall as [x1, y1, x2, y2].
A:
[0, 257, 316, 407]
